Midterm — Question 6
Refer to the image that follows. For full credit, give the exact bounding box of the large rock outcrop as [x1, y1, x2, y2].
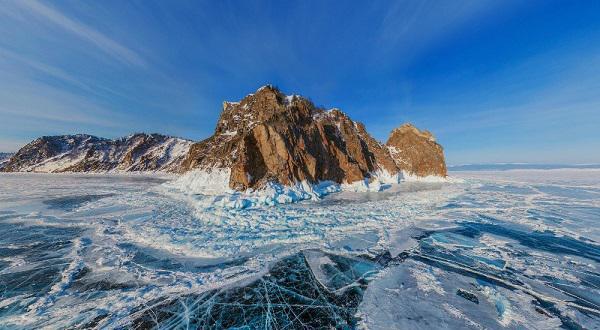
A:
[0, 133, 192, 173]
[182, 85, 400, 190]
[386, 123, 447, 177]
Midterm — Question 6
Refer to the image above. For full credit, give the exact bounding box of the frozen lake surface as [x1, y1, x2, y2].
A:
[0, 170, 599, 329]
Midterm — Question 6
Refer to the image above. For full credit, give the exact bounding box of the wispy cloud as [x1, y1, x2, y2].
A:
[16, 0, 146, 67]
[0, 47, 98, 93]
[0, 74, 130, 128]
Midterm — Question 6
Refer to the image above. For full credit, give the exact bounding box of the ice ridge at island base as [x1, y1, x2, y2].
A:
[164, 166, 453, 209]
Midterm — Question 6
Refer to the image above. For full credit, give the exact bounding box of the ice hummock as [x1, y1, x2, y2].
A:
[163, 168, 342, 208]
[162, 167, 449, 209]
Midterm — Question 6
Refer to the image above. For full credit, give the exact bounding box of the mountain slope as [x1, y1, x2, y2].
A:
[1, 133, 193, 173]
[0, 152, 13, 167]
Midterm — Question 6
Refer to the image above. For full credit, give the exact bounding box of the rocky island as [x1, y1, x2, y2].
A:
[1, 85, 447, 193]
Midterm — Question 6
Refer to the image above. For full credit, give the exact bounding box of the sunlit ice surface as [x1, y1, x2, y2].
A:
[0, 170, 598, 329]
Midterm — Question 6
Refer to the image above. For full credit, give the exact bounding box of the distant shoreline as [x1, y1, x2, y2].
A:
[448, 164, 600, 171]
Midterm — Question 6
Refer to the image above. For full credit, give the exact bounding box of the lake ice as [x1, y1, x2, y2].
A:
[0, 169, 599, 329]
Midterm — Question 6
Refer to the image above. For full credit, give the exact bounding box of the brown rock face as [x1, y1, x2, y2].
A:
[182, 85, 400, 190]
[386, 123, 447, 177]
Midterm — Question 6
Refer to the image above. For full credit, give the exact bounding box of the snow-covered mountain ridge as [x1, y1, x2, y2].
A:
[0, 133, 192, 173]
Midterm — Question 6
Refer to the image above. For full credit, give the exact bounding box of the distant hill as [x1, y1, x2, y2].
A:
[0, 134, 192, 173]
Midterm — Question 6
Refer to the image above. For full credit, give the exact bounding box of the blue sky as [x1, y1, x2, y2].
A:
[0, 0, 599, 164]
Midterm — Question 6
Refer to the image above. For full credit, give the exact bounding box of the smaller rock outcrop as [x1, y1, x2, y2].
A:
[386, 123, 447, 177]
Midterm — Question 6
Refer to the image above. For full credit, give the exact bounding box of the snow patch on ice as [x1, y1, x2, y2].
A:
[27, 237, 86, 313]
[413, 267, 445, 295]
[401, 170, 451, 183]
[442, 303, 485, 329]
[341, 169, 402, 193]
[478, 283, 524, 327]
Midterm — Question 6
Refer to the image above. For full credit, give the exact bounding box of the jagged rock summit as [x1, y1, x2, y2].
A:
[1, 133, 192, 173]
[181, 85, 446, 190]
